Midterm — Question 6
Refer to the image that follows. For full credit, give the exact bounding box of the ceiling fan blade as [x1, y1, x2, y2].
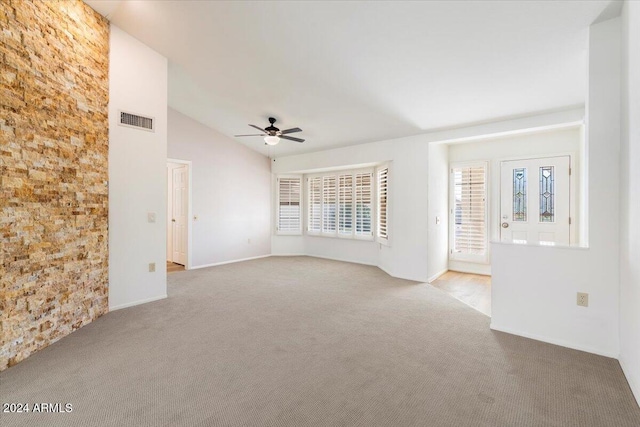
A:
[280, 135, 305, 143]
[249, 124, 267, 132]
[280, 127, 302, 135]
[234, 134, 265, 137]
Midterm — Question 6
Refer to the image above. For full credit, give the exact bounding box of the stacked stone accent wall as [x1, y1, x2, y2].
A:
[0, 0, 109, 370]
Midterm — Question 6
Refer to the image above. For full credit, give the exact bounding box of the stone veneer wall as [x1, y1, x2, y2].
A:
[0, 0, 109, 370]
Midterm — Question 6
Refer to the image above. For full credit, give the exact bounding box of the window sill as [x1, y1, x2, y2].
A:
[306, 232, 375, 242]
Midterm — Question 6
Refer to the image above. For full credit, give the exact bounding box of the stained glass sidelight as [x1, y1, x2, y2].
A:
[539, 166, 554, 222]
[512, 168, 527, 221]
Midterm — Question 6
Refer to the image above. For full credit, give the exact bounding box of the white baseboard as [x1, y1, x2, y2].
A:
[191, 254, 271, 270]
[306, 254, 378, 267]
[619, 357, 640, 407]
[490, 322, 618, 359]
[109, 294, 167, 311]
[427, 269, 448, 283]
[270, 253, 305, 257]
[448, 260, 491, 276]
[377, 264, 393, 277]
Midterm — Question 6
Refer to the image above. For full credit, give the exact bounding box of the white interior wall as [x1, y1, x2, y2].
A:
[167, 108, 271, 268]
[272, 110, 582, 282]
[272, 137, 430, 281]
[448, 127, 582, 275]
[108, 25, 168, 310]
[619, 0, 640, 405]
[491, 17, 621, 358]
[427, 143, 449, 282]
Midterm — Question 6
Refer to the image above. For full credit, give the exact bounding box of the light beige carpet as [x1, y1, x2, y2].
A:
[1, 256, 638, 426]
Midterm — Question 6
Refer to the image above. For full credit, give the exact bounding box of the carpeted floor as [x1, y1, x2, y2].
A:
[1, 257, 639, 426]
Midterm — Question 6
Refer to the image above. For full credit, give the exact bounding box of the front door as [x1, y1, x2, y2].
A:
[500, 156, 571, 246]
[171, 165, 188, 265]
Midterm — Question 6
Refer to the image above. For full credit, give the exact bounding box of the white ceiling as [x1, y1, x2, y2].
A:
[86, 0, 611, 157]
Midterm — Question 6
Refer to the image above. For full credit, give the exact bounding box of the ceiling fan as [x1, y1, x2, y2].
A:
[235, 117, 304, 145]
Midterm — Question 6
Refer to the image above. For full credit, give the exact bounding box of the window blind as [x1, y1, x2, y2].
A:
[305, 168, 380, 240]
[277, 177, 301, 234]
[322, 175, 337, 233]
[308, 177, 321, 232]
[338, 174, 353, 235]
[355, 172, 372, 236]
[377, 167, 388, 240]
[452, 165, 486, 256]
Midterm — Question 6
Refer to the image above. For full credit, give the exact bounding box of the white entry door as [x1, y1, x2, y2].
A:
[171, 165, 188, 265]
[500, 156, 571, 246]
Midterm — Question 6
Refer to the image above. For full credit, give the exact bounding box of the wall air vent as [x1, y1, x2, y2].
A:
[119, 111, 155, 132]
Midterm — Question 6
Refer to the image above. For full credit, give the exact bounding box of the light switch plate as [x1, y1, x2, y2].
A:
[147, 212, 156, 223]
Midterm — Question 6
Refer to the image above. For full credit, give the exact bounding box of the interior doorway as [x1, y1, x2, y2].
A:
[167, 159, 192, 271]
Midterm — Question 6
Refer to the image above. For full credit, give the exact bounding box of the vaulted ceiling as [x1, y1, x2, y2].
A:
[86, 0, 611, 156]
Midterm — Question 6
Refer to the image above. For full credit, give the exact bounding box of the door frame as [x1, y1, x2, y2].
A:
[497, 152, 577, 246]
[167, 158, 193, 270]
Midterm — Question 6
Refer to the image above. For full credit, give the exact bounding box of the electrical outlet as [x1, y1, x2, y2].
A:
[149, 262, 156, 273]
[577, 292, 589, 307]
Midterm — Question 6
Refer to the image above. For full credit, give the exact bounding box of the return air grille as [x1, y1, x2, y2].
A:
[119, 111, 154, 132]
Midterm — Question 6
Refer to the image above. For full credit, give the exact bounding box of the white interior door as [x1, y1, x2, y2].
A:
[171, 165, 188, 265]
[500, 156, 571, 246]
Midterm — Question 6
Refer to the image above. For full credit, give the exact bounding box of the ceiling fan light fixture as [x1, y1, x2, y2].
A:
[264, 135, 280, 145]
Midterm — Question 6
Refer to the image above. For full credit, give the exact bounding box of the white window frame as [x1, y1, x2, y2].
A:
[306, 167, 375, 241]
[449, 161, 489, 264]
[376, 164, 390, 245]
[276, 175, 303, 235]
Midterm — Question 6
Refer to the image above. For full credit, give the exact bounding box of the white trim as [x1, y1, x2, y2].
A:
[167, 158, 193, 270]
[190, 254, 271, 270]
[448, 262, 491, 276]
[427, 268, 448, 283]
[489, 322, 618, 359]
[619, 357, 640, 406]
[109, 294, 167, 311]
[305, 254, 378, 267]
[377, 263, 394, 277]
[270, 253, 306, 257]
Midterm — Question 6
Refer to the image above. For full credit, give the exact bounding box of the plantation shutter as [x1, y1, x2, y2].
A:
[277, 177, 301, 234]
[308, 177, 321, 232]
[338, 174, 353, 235]
[355, 172, 373, 236]
[322, 176, 337, 233]
[377, 167, 388, 240]
[452, 165, 486, 255]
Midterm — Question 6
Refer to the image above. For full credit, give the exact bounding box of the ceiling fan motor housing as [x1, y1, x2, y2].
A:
[265, 117, 279, 134]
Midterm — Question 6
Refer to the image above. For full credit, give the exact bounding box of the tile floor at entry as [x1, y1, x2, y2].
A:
[430, 271, 491, 316]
